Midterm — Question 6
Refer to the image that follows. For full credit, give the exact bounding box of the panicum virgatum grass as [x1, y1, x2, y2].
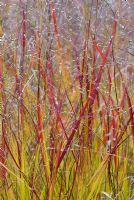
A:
[0, 0, 134, 199]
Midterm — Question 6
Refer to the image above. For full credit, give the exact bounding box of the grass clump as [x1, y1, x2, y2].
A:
[0, 0, 134, 199]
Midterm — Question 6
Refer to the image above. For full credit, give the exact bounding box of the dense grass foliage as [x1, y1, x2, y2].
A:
[0, 0, 134, 199]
